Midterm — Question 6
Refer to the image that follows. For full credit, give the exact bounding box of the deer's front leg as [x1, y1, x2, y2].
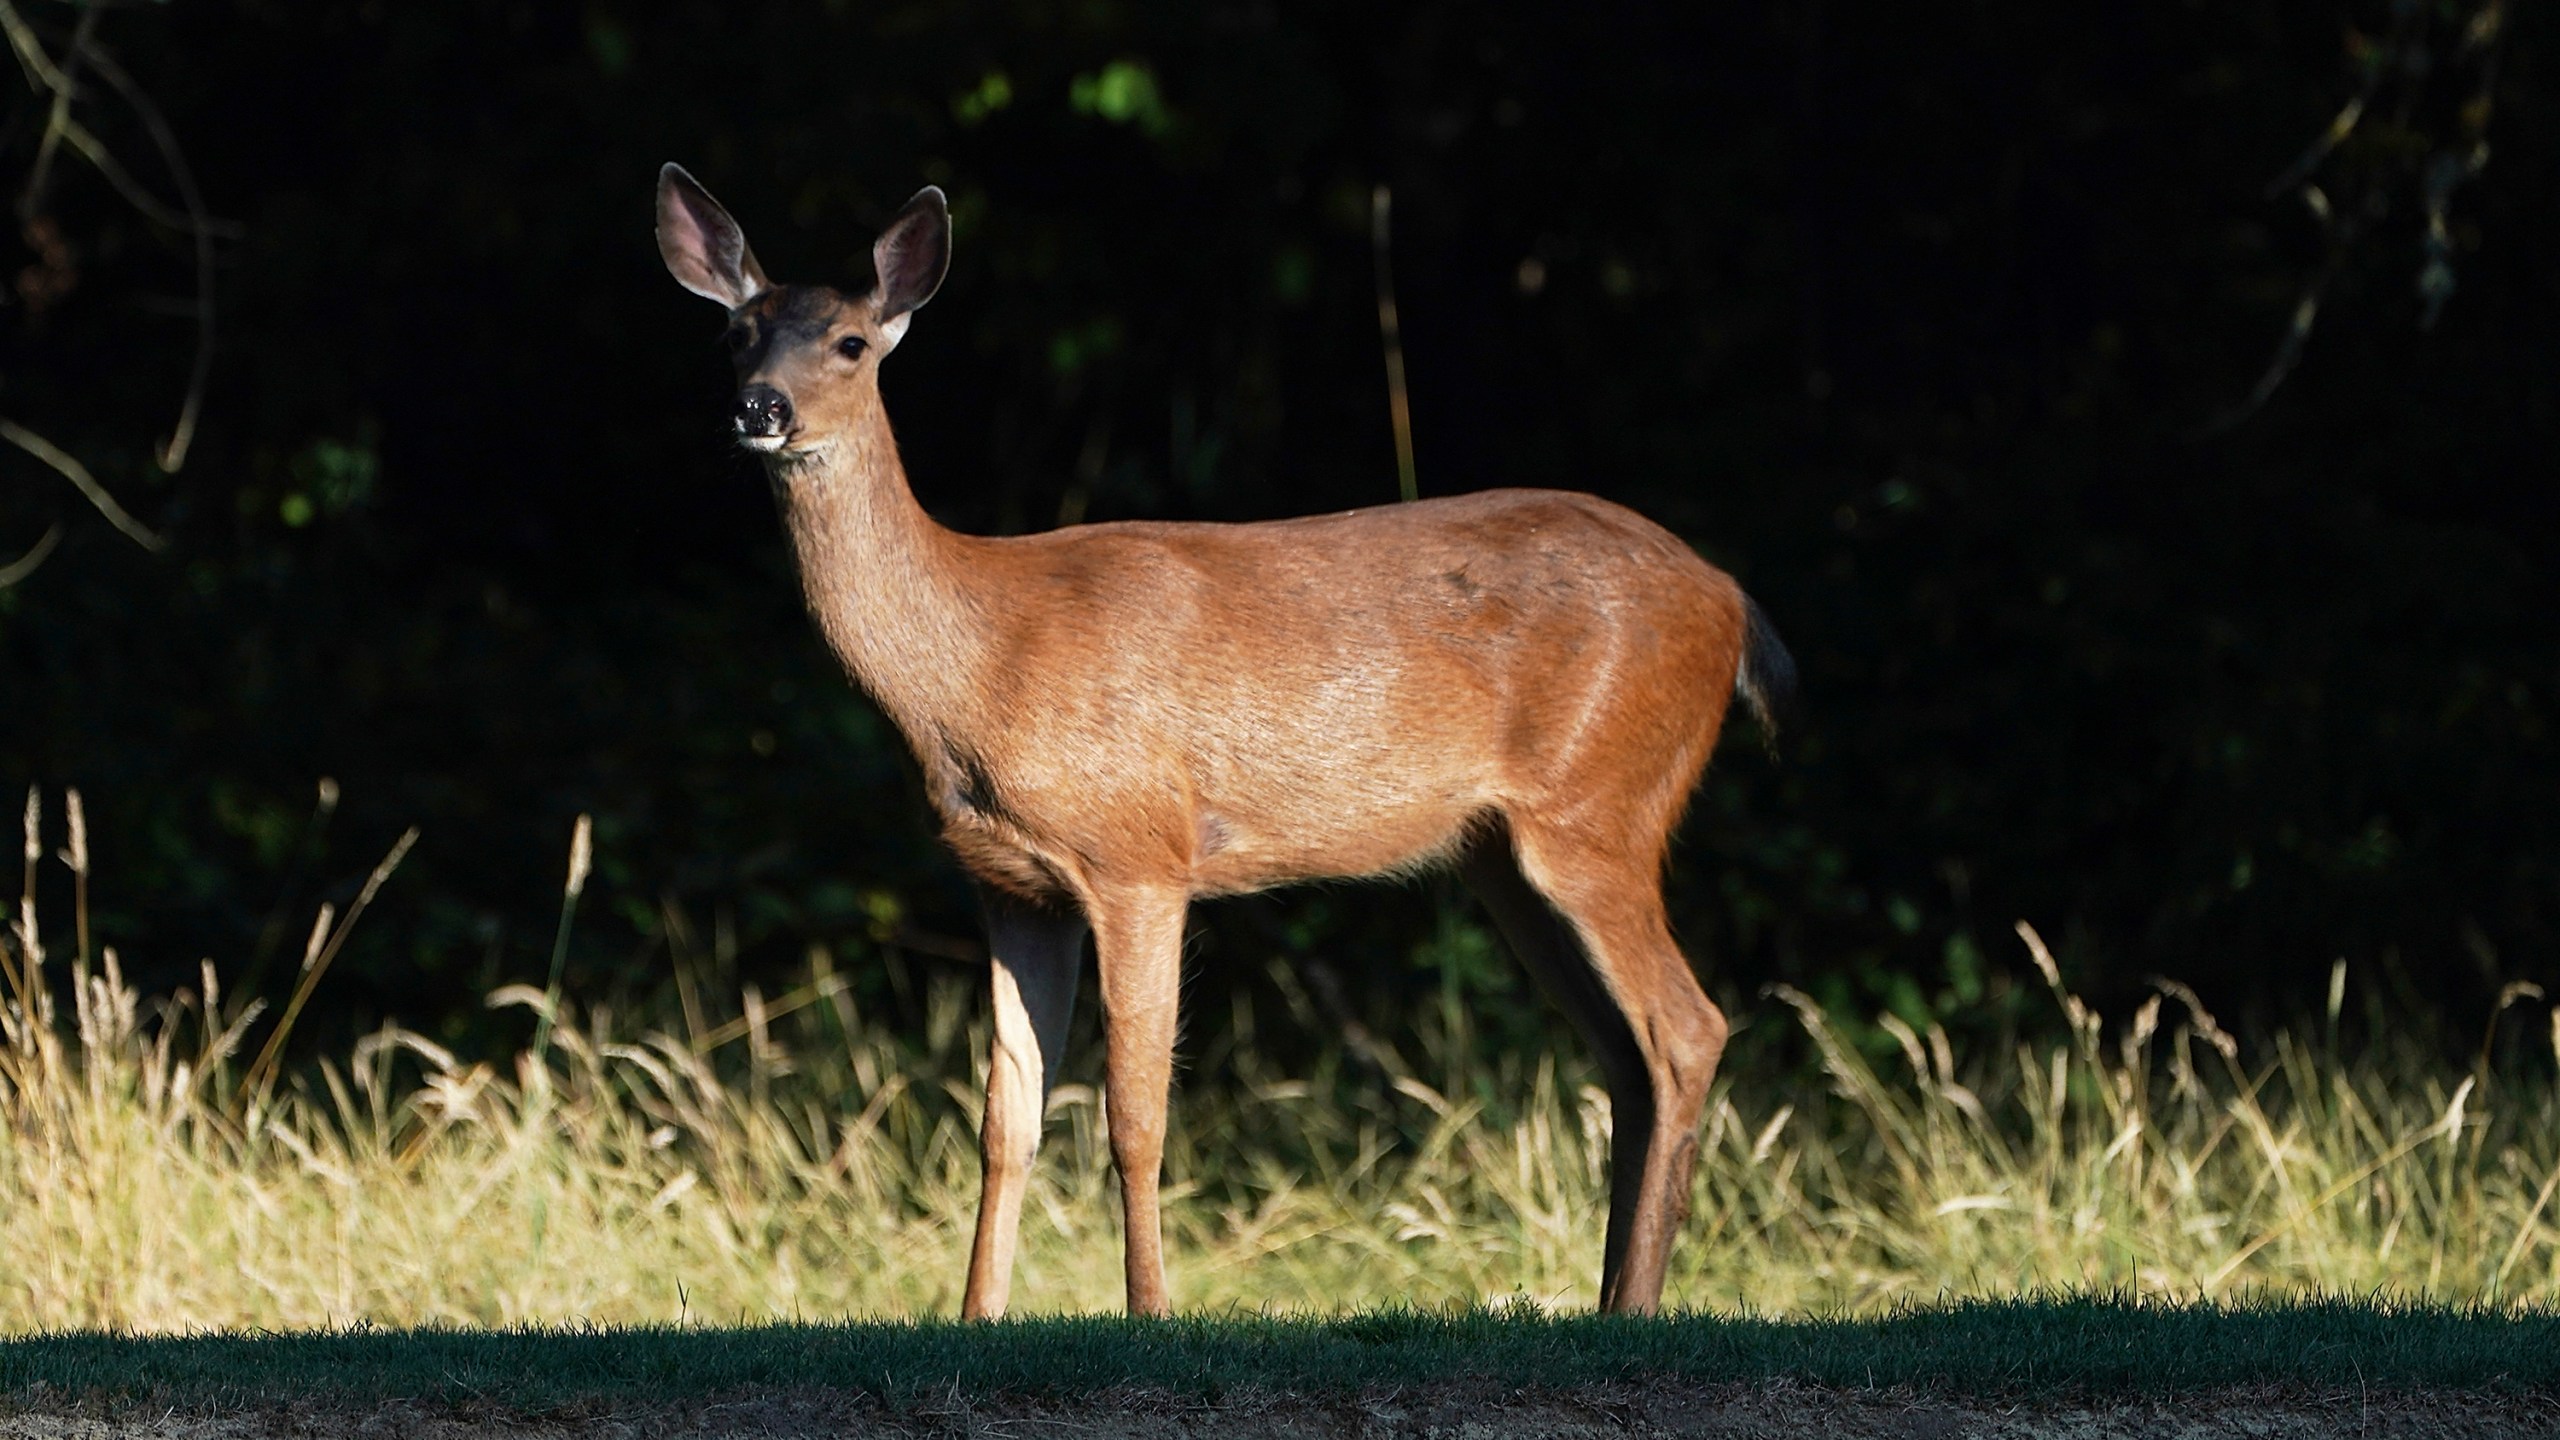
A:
[961, 890, 1086, 1320]
[1088, 884, 1188, 1317]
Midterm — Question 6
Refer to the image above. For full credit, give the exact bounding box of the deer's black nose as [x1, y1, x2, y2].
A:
[733, 384, 793, 438]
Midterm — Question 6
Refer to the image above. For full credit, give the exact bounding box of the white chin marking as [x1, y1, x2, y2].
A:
[739, 433, 788, 454]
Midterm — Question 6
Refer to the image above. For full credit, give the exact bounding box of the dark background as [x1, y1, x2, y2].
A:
[2, 0, 2550, 1066]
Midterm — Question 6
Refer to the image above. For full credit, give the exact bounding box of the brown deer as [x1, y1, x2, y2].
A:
[655, 165, 1794, 1318]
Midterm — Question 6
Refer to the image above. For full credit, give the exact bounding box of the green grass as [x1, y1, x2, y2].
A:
[3, 1300, 2556, 1407]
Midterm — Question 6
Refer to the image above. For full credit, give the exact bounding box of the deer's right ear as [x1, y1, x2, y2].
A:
[657, 163, 770, 308]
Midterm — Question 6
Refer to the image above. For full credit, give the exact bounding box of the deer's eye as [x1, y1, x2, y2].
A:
[723, 326, 753, 354]
[836, 334, 868, 360]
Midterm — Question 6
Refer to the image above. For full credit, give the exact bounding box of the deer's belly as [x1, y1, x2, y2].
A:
[1182, 786, 1491, 896]
[936, 772, 1487, 906]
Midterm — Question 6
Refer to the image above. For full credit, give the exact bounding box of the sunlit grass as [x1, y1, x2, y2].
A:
[2, 789, 2556, 1332]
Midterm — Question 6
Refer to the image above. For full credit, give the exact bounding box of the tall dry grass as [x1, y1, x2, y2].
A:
[3, 787, 2557, 1330]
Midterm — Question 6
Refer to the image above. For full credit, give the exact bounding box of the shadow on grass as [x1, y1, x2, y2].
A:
[2, 1298, 2556, 1407]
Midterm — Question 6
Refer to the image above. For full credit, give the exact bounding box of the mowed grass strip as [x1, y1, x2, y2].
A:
[2, 1300, 2556, 1407]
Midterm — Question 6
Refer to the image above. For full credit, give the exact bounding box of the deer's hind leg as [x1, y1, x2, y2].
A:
[1463, 816, 1726, 1314]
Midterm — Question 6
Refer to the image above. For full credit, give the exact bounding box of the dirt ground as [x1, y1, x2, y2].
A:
[4, 1382, 2557, 1439]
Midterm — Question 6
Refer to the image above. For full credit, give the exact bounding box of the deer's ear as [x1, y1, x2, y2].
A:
[871, 186, 950, 329]
[657, 163, 769, 308]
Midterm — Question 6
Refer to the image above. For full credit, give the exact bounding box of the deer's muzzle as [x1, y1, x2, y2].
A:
[733, 384, 794, 450]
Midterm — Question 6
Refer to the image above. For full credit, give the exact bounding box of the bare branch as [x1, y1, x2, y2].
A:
[12, 1, 97, 223]
[4, 4, 233, 475]
[77, 41, 229, 470]
[2192, 282, 2330, 439]
[0, 522, 61, 587]
[2264, 95, 2370, 202]
[55, 112, 221, 234]
[2206, 0, 2502, 431]
[0, 417, 164, 551]
[1371, 184, 1418, 504]
[0, 0, 73, 97]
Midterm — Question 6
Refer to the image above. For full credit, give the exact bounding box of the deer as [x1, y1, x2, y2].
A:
[654, 164, 1795, 1318]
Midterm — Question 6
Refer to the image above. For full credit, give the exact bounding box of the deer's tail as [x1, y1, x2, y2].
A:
[1734, 592, 1798, 752]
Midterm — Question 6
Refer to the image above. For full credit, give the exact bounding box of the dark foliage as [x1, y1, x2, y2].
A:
[1, 0, 2550, 1062]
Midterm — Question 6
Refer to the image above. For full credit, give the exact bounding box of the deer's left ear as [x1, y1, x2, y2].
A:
[871, 187, 950, 340]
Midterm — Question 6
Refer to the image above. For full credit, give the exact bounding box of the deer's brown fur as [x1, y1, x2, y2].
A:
[656, 165, 1793, 1318]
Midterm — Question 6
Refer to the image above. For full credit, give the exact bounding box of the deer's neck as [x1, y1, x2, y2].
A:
[766, 401, 991, 748]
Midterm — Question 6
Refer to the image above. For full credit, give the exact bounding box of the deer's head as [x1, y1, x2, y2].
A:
[655, 164, 949, 460]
